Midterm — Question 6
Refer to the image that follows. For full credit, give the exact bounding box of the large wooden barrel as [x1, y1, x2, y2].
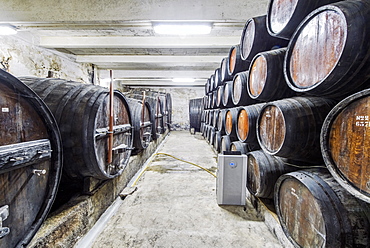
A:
[257, 97, 336, 163]
[20, 77, 133, 180]
[230, 141, 250, 155]
[231, 71, 256, 106]
[215, 85, 223, 109]
[240, 15, 288, 62]
[225, 107, 241, 140]
[266, 0, 341, 39]
[275, 169, 370, 247]
[284, 1, 370, 99]
[248, 48, 295, 101]
[222, 81, 234, 108]
[228, 44, 250, 77]
[164, 92, 172, 130]
[236, 104, 264, 145]
[216, 109, 227, 135]
[0, 71, 62, 247]
[220, 57, 233, 83]
[321, 89, 370, 203]
[147, 95, 164, 139]
[189, 98, 203, 133]
[247, 150, 297, 199]
[220, 135, 232, 153]
[213, 131, 222, 153]
[214, 68, 222, 89]
[127, 98, 153, 154]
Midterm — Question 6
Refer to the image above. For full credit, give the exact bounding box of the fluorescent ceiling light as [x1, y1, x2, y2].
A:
[0, 25, 17, 35]
[172, 78, 196, 83]
[153, 23, 212, 35]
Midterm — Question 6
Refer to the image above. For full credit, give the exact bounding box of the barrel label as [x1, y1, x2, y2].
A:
[1, 108, 9, 113]
[355, 115, 369, 127]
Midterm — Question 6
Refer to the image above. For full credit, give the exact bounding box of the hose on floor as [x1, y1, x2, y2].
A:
[131, 152, 217, 186]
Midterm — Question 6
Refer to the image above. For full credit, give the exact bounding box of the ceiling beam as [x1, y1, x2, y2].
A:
[77, 55, 225, 63]
[40, 36, 240, 49]
[98, 70, 214, 79]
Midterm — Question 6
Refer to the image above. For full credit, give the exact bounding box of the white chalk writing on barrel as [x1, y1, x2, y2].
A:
[355, 116, 369, 127]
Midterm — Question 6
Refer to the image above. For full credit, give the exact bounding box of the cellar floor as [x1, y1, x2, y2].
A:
[75, 131, 285, 248]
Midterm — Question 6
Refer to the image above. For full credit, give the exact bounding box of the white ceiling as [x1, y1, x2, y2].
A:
[0, 0, 269, 87]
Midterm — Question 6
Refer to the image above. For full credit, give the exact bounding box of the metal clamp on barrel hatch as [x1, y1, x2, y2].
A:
[0, 205, 10, 238]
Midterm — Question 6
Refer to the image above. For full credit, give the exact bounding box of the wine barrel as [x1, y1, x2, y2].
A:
[257, 97, 336, 162]
[212, 109, 220, 128]
[215, 85, 224, 109]
[266, 0, 341, 39]
[230, 141, 250, 155]
[214, 68, 222, 89]
[246, 150, 297, 199]
[275, 169, 370, 247]
[20, 77, 133, 180]
[147, 96, 164, 138]
[231, 71, 257, 106]
[189, 98, 203, 133]
[216, 109, 227, 135]
[236, 104, 264, 145]
[240, 15, 289, 62]
[222, 81, 234, 108]
[321, 88, 370, 203]
[220, 135, 232, 153]
[220, 57, 233, 83]
[228, 44, 250, 77]
[213, 131, 222, 153]
[225, 107, 241, 140]
[127, 98, 153, 154]
[284, 1, 370, 99]
[248, 48, 295, 101]
[0, 71, 62, 247]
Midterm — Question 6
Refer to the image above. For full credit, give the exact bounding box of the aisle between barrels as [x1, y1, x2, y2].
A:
[77, 131, 283, 248]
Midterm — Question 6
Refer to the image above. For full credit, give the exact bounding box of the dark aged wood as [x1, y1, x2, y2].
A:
[222, 81, 234, 108]
[248, 48, 295, 101]
[321, 89, 370, 203]
[225, 107, 240, 140]
[216, 109, 227, 135]
[267, 0, 341, 39]
[231, 71, 256, 106]
[213, 131, 222, 153]
[189, 98, 203, 133]
[275, 169, 370, 247]
[230, 141, 250, 155]
[284, 1, 370, 99]
[246, 150, 296, 198]
[215, 85, 223, 108]
[127, 98, 153, 154]
[220, 135, 232, 153]
[257, 97, 336, 162]
[236, 103, 264, 145]
[20, 77, 133, 180]
[240, 15, 288, 62]
[214, 68, 222, 89]
[220, 57, 233, 83]
[0, 71, 62, 248]
[228, 44, 250, 76]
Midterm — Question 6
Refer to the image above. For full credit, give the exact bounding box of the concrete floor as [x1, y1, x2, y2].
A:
[76, 131, 283, 248]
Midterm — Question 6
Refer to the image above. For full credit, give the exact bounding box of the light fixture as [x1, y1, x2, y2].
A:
[172, 78, 196, 83]
[153, 23, 212, 35]
[0, 25, 17, 35]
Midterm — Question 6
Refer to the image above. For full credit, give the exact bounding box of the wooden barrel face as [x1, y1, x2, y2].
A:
[249, 55, 267, 97]
[246, 154, 261, 195]
[229, 47, 237, 75]
[268, 0, 299, 34]
[287, 10, 346, 89]
[278, 177, 326, 247]
[232, 74, 243, 105]
[258, 105, 286, 153]
[237, 109, 249, 142]
[322, 89, 370, 202]
[225, 110, 233, 135]
[241, 19, 255, 61]
[0, 73, 62, 247]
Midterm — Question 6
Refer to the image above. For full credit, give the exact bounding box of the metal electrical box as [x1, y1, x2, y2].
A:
[216, 153, 247, 206]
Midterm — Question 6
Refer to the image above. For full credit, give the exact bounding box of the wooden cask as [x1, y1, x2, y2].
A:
[257, 97, 336, 162]
[216, 109, 227, 135]
[222, 81, 234, 108]
[147, 95, 165, 138]
[220, 57, 233, 83]
[0, 71, 62, 247]
[284, 1, 370, 99]
[215, 85, 223, 109]
[228, 44, 250, 77]
[214, 68, 222, 89]
[275, 169, 370, 247]
[321, 88, 370, 203]
[21, 77, 133, 179]
[189, 98, 203, 133]
[213, 131, 222, 153]
[231, 71, 257, 106]
[220, 135, 232, 153]
[236, 103, 264, 145]
[230, 141, 250, 155]
[240, 15, 289, 62]
[248, 48, 295, 101]
[225, 107, 241, 141]
[266, 0, 341, 39]
[247, 150, 297, 199]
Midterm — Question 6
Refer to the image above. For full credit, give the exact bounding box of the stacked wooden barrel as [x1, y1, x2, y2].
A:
[200, 0, 370, 246]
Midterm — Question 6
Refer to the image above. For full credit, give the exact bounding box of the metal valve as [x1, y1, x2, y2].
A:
[33, 169, 47, 176]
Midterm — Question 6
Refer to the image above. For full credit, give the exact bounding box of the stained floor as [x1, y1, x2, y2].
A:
[77, 131, 283, 248]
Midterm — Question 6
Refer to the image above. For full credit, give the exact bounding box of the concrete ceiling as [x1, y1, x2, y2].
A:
[0, 0, 269, 87]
